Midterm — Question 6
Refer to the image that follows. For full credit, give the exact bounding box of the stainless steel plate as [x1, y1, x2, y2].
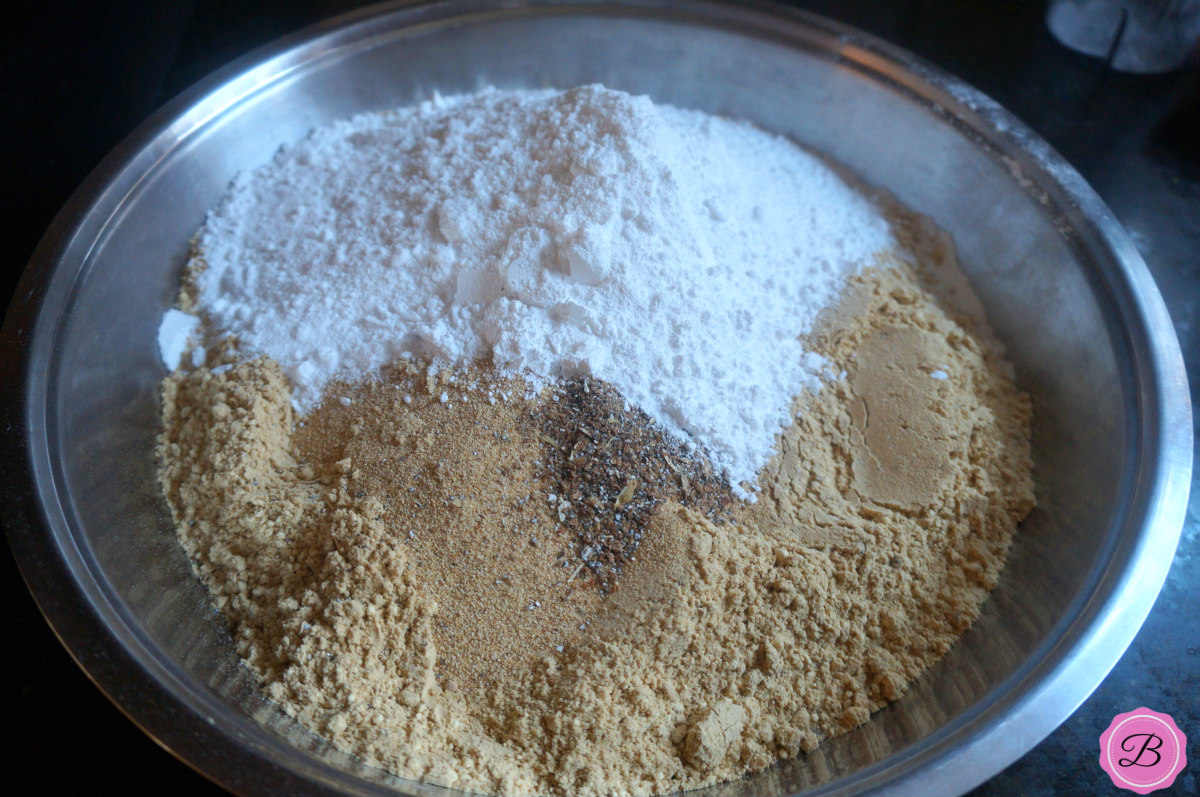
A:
[1, 1, 1190, 795]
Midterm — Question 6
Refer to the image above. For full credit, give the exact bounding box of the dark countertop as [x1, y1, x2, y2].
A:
[2, 1, 1195, 794]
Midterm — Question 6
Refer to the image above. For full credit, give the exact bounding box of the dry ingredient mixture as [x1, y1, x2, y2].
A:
[157, 86, 1034, 796]
[174, 84, 893, 496]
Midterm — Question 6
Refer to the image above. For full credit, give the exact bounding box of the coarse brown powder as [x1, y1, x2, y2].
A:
[158, 253, 1033, 795]
[291, 364, 607, 693]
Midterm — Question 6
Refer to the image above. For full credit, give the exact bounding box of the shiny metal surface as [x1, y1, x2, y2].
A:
[0, 1, 1190, 796]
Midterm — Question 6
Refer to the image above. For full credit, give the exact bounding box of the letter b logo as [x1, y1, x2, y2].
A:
[1100, 708, 1187, 794]
[1118, 733, 1163, 768]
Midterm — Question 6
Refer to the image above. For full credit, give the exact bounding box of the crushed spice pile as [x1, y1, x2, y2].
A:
[535, 376, 733, 591]
[159, 251, 1034, 795]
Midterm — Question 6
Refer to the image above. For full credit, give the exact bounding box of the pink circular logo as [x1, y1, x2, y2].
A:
[1099, 707, 1188, 794]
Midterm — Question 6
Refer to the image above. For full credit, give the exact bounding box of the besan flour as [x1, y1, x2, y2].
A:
[161, 85, 893, 496]
[155, 84, 1037, 797]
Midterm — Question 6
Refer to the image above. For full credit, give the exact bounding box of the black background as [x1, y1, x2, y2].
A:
[3, 1, 1197, 795]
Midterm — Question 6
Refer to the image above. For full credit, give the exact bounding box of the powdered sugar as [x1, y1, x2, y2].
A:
[188, 85, 893, 495]
[157, 308, 199, 372]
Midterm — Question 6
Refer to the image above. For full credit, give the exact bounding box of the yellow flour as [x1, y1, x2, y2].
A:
[158, 260, 1033, 796]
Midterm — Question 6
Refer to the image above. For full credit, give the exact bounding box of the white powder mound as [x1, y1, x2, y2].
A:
[191, 85, 893, 495]
[158, 308, 200, 372]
